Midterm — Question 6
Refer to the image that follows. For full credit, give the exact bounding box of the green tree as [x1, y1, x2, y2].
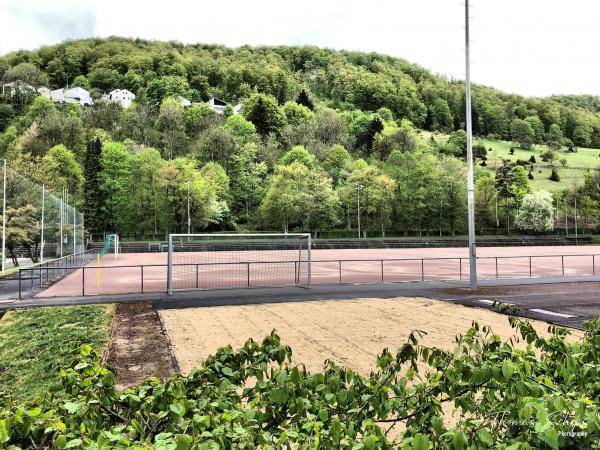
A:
[547, 123, 564, 150]
[280, 146, 315, 169]
[156, 98, 187, 159]
[515, 190, 555, 233]
[429, 98, 453, 132]
[5, 205, 39, 266]
[510, 118, 535, 149]
[295, 88, 314, 110]
[2, 63, 47, 86]
[83, 138, 103, 233]
[99, 141, 132, 232]
[303, 170, 341, 238]
[146, 76, 192, 106]
[322, 144, 352, 187]
[41, 144, 84, 200]
[229, 143, 268, 222]
[260, 162, 308, 232]
[243, 93, 284, 136]
[475, 175, 496, 234]
[282, 101, 314, 126]
[224, 114, 256, 145]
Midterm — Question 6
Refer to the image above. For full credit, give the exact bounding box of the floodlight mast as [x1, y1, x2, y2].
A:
[465, 0, 477, 290]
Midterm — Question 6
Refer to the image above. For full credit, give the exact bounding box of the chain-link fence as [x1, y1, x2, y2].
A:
[1, 160, 85, 273]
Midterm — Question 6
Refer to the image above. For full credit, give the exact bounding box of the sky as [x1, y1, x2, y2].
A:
[1, 0, 598, 98]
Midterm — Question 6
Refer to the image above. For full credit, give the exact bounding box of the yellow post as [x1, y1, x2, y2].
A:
[97, 253, 100, 288]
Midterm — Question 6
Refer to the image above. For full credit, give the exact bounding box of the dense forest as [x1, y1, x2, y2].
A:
[1, 37, 600, 239]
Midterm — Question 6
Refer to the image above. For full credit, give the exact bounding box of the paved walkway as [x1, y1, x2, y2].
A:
[2, 275, 599, 330]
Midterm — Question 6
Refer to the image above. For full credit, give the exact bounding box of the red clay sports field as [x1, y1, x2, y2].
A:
[34, 245, 600, 297]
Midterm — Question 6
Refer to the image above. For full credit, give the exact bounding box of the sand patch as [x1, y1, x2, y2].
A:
[159, 297, 575, 375]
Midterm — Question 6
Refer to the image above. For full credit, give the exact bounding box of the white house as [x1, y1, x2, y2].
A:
[177, 96, 191, 107]
[51, 87, 93, 106]
[106, 88, 135, 108]
[37, 86, 51, 98]
[208, 97, 228, 114]
[2, 80, 36, 96]
[65, 86, 93, 106]
[232, 103, 244, 114]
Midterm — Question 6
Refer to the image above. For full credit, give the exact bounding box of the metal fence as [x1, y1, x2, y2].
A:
[15, 252, 600, 299]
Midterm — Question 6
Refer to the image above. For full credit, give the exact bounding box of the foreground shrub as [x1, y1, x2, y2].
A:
[0, 313, 599, 448]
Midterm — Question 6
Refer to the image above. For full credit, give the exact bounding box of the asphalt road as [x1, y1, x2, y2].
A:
[2, 276, 599, 330]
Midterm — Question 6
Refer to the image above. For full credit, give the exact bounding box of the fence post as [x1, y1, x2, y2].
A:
[421, 259, 424, 281]
[562, 255, 564, 276]
[82, 267, 85, 296]
[166, 234, 173, 294]
[529, 256, 532, 277]
[247, 262, 250, 287]
[196, 264, 199, 288]
[381, 260, 384, 283]
[459, 258, 462, 280]
[18, 269, 21, 299]
[495, 257, 498, 279]
[141, 265, 144, 294]
[593, 255, 596, 275]
[339, 260, 342, 285]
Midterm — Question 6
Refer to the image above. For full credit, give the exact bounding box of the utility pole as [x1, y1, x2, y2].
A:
[465, 0, 477, 290]
[1, 160, 6, 274]
[495, 190, 499, 236]
[564, 198, 568, 236]
[187, 181, 191, 235]
[356, 184, 363, 239]
[574, 196, 578, 239]
[40, 184, 45, 263]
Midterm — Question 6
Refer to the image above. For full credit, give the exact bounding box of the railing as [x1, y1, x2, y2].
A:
[15, 253, 600, 299]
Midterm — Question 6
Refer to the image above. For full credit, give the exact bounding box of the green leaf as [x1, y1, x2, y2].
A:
[452, 431, 467, 450]
[65, 438, 82, 448]
[413, 433, 430, 450]
[169, 402, 185, 417]
[477, 429, 494, 445]
[0, 420, 8, 444]
[271, 388, 289, 405]
[539, 428, 559, 450]
[221, 367, 233, 376]
[502, 361, 515, 380]
[176, 434, 193, 450]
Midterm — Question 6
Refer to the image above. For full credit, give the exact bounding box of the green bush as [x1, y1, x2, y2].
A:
[0, 314, 599, 448]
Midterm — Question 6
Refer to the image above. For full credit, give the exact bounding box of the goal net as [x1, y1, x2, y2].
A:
[167, 233, 311, 292]
[100, 234, 119, 259]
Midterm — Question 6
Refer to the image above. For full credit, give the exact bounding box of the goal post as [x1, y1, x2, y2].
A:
[101, 233, 119, 259]
[167, 233, 312, 294]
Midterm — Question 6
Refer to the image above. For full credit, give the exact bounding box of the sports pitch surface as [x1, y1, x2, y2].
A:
[36, 245, 600, 298]
[158, 296, 582, 376]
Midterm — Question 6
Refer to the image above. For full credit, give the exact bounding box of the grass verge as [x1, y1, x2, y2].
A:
[0, 305, 113, 401]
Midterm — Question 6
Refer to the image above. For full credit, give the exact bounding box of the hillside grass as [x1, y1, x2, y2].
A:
[478, 138, 600, 192]
[0, 305, 113, 401]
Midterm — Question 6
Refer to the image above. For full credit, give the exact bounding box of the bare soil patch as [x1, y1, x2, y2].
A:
[105, 303, 175, 390]
[158, 297, 565, 376]
[440, 281, 600, 297]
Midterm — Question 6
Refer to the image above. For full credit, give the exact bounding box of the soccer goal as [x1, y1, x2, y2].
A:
[166, 233, 311, 293]
[101, 234, 120, 259]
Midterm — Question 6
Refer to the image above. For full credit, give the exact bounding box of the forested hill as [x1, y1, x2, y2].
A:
[1, 37, 600, 240]
[1, 37, 600, 145]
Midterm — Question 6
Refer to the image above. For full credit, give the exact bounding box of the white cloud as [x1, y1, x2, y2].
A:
[0, 0, 598, 97]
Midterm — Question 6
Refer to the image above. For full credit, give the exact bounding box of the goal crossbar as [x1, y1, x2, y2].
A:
[167, 233, 312, 294]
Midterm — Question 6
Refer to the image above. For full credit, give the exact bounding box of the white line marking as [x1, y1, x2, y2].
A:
[477, 299, 515, 306]
[529, 309, 575, 318]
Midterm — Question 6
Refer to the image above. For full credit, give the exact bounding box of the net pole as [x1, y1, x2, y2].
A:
[1, 159, 6, 274]
[167, 234, 173, 294]
[60, 188, 63, 258]
[307, 233, 312, 288]
[73, 200, 76, 255]
[40, 184, 45, 263]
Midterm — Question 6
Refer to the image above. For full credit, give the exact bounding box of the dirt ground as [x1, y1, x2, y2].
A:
[158, 297, 570, 376]
[104, 303, 175, 390]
